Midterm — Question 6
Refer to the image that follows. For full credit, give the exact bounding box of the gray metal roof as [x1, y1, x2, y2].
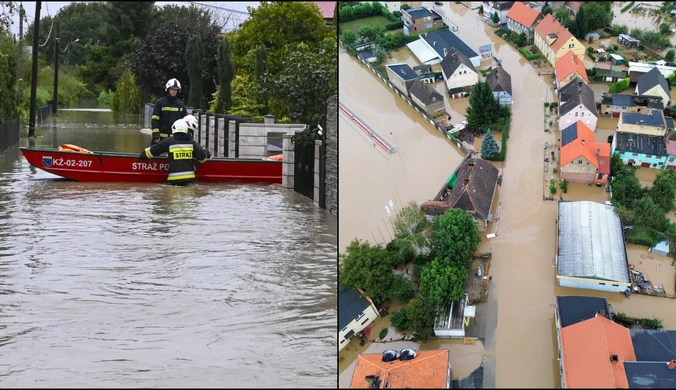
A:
[637, 67, 670, 96]
[623, 110, 666, 127]
[440, 47, 476, 79]
[421, 29, 479, 62]
[486, 66, 512, 96]
[338, 285, 373, 330]
[386, 64, 419, 81]
[558, 79, 598, 118]
[614, 132, 667, 156]
[557, 201, 630, 283]
[409, 78, 443, 104]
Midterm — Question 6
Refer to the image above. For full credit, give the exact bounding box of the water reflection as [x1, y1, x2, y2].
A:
[0, 109, 337, 387]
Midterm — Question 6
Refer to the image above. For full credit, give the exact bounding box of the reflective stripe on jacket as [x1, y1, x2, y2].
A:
[143, 132, 208, 182]
[150, 95, 187, 140]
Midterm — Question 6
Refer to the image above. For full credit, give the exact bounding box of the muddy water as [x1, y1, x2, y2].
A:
[611, 3, 676, 52]
[338, 49, 465, 253]
[0, 110, 337, 387]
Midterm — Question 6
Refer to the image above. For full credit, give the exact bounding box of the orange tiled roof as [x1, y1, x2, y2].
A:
[534, 14, 575, 52]
[556, 50, 589, 83]
[506, 2, 541, 28]
[560, 315, 636, 388]
[560, 121, 610, 170]
[350, 350, 450, 388]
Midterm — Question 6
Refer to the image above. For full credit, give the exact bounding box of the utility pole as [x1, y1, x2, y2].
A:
[28, 1, 41, 138]
[53, 18, 59, 115]
[17, 4, 24, 105]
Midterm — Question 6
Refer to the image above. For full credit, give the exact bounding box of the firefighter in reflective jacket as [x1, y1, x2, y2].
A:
[150, 78, 188, 145]
[139, 119, 211, 185]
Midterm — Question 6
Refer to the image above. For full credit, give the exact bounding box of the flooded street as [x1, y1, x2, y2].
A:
[340, 1, 676, 388]
[0, 110, 337, 387]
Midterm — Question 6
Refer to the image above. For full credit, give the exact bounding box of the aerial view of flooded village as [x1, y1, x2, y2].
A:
[339, 1, 676, 388]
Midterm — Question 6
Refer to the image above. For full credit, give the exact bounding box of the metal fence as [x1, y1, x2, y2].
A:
[37, 104, 52, 124]
[0, 118, 21, 153]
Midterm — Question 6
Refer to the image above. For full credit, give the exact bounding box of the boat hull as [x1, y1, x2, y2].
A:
[19, 147, 283, 184]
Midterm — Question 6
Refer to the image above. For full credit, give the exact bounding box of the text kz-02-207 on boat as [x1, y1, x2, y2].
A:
[20, 144, 283, 184]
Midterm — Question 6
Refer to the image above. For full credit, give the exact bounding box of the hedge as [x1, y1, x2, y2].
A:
[518, 48, 540, 60]
[621, 1, 635, 12]
[385, 21, 404, 30]
[587, 53, 596, 62]
[488, 116, 511, 162]
[609, 77, 631, 93]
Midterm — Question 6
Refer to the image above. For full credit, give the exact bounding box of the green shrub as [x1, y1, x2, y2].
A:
[613, 312, 634, 327]
[641, 317, 664, 330]
[385, 20, 404, 30]
[621, 1, 635, 12]
[98, 90, 115, 108]
[609, 78, 631, 93]
[378, 327, 388, 340]
[587, 53, 596, 62]
[519, 47, 540, 60]
[559, 179, 568, 193]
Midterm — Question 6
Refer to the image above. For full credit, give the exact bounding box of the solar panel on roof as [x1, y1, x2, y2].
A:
[561, 123, 578, 147]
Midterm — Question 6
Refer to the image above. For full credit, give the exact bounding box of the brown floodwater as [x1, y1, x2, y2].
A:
[340, 2, 676, 387]
[0, 109, 337, 387]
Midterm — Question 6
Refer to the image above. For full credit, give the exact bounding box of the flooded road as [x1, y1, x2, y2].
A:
[340, 1, 676, 388]
[0, 110, 337, 387]
[338, 49, 465, 253]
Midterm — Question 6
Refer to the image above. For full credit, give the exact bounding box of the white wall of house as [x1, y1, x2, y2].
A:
[557, 276, 629, 293]
[444, 64, 479, 91]
[338, 302, 379, 351]
[558, 105, 598, 132]
[483, 3, 510, 24]
[386, 67, 410, 95]
[635, 84, 671, 107]
[493, 90, 512, 105]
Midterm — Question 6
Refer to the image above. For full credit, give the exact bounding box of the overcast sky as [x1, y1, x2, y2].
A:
[10, 1, 260, 36]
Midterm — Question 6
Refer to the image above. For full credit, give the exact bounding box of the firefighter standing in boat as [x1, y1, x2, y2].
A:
[139, 119, 211, 186]
[150, 78, 188, 145]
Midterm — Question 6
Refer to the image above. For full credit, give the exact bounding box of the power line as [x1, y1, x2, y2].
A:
[188, 1, 250, 15]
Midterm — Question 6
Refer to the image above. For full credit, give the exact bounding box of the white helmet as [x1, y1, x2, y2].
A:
[184, 115, 198, 131]
[165, 78, 181, 91]
[171, 119, 189, 134]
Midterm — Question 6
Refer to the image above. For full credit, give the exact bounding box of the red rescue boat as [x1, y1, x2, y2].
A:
[19, 146, 282, 184]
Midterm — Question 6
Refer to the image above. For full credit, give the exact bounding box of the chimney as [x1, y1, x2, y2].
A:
[639, 120, 644, 126]
[596, 148, 600, 156]
[581, 139, 585, 145]
[433, 41, 437, 46]
[444, 47, 448, 57]
[462, 178, 470, 187]
[669, 360, 676, 370]
[610, 355, 619, 363]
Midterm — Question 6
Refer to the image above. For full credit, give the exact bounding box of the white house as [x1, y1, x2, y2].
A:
[408, 29, 481, 67]
[482, 1, 516, 24]
[486, 65, 512, 105]
[338, 286, 379, 351]
[440, 48, 479, 98]
[558, 79, 598, 131]
[556, 201, 631, 293]
[635, 67, 671, 108]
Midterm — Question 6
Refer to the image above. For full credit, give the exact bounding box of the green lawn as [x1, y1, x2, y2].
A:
[340, 15, 393, 35]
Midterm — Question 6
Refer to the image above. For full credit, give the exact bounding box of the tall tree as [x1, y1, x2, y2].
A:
[465, 81, 499, 131]
[419, 258, 468, 306]
[582, 2, 613, 31]
[216, 36, 234, 113]
[405, 297, 437, 341]
[186, 35, 205, 109]
[648, 170, 676, 213]
[569, 5, 589, 39]
[339, 239, 395, 307]
[254, 44, 268, 113]
[429, 208, 481, 269]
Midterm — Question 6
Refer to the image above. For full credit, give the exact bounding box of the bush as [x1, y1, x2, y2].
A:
[559, 179, 568, 193]
[390, 308, 410, 332]
[519, 47, 540, 60]
[489, 116, 511, 161]
[588, 53, 596, 61]
[621, 1, 635, 12]
[385, 20, 404, 30]
[613, 312, 634, 327]
[98, 90, 115, 108]
[641, 317, 664, 330]
[609, 78, 631, 93]
[378, 327, 388, 340]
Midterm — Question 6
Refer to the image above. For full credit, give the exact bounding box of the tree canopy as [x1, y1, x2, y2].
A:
[430, 208, 481, 268]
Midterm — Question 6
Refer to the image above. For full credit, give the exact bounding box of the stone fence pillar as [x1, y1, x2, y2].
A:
[282, 134, 295, 189]
[314, 140, 322, 206]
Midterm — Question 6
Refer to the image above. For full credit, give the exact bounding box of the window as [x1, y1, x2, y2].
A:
[578, 159, 583, 164]
[360, 317, 370, 326]
[341, 326, 348, 332]
[340, 339, 346, 344]
[424, 16, 431, 21]
[587, 168, 591, 173]
[581, 112, 584, 117]
[599, 283, 606, 285]
[646, 155, 652, 158]
[600, 160, 604, 165]
[612, 284, 619, 287]
[355, 313, 365, 322]
[575, 112, 579, 117]
[425, 23, 433, 28]
[633, 153, 639, 157]
[670, 157, 675, 162]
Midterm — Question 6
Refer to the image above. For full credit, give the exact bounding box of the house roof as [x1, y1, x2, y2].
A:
[586, 32, 601, 38]
[558, 79, 598, 118]
[564, 1, 583, 13]
[630, 329, 676, 362]
[386, 64, 419, 82]
[313, 2, 335, 19]
[560, 315, 636, 388]
[602, 94, 664, 110]
[339, 285, 374, 330]
[624, 361, 676, 388]
[506, 1, 541, 28]
[483, 1, 515, 11]
[557, 201, 630, 283]
[420, 29, 479, 62]
[446, 158, 499, 221]
[637, 67, 670, 97]
[622, 110, 666, 128]
[560, 121, 610, 170]
[669, 140, 676, 156]
[420, 200, 450, 216]
[440, 48, 477, 79]
[402, 6, 440, 20]
[534, 13, 575, 52]
[614, 132, 668, 157]
[556, 296, 611, 328]
[409, 79, 444, 104]
[407, 39, 441, 65]
[486, 66, 512, 96]
[556, 50, 589, 84]
[349, 349, 450, 388]
[667, 118, 674, 129]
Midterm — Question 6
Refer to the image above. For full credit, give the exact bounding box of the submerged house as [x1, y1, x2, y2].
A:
[599, 93, 663, 117]
[440, 48, 479, 98]
[556, 201, 631, 293]
[409, 78, 445, 117]
[350, 349, 452, 388]
[385, 63, 420, 95]
[420, 158, 499, 232]
[559, 121, 610, 186]
[558, 79, 599, 131]
[635, 67, 671, 107]
[339, 285, 380, 351]
[486, 66, 513, 105]
[433, 294, 476, 338]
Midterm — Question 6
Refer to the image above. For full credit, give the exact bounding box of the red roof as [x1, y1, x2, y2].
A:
[350, 350, 450, 388]
[506, 2, 541, 28]
[668, 140, 676, 156]
[314, 1, 336, 19]
[560, 121, 610, 172]
[534, 14, 575, 52]
[556, 50, 589, 83]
